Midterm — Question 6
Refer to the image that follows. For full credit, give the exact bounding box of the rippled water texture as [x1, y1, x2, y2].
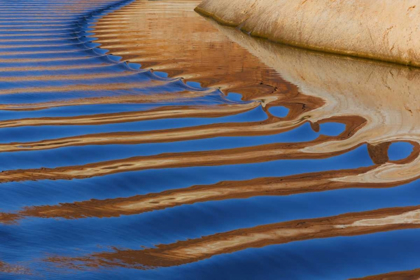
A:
[1, 0, 420, 279]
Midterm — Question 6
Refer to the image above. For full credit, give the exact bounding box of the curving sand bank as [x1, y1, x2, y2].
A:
[195, 0, 420, 66]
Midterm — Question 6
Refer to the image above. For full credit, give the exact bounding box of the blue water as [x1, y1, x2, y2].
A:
[0, 0, 419, 279]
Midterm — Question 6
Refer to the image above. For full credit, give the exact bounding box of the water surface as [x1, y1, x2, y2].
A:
[1, 0, 420, 279]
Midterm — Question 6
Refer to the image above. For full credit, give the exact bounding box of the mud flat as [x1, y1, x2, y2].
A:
[196, 0, 420, 67]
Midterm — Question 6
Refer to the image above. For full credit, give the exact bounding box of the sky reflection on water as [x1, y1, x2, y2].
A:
[1, 0, 420, 279]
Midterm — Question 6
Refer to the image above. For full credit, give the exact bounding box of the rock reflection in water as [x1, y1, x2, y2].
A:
[47, 205, 420, 269]
[37, 2, 420, 276]
[2, 0, 420, 279]
[93, 0, 297, 105]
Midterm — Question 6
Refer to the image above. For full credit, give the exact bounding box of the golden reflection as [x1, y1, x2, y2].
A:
[0, 261, 31, 275]
[5, 0, 420, 273]
[0, 90, 218, 111]
[5, 23, 420, 192]
[0, 102, 257, 129]
[0, 166, 380, 224]
[93, 0, 295, 107]
[0, 116, 364, 184]
[0, 80, 169, 95]
[351, 268, 420, 280]
[46, 205, 420, 269]
[214, 23, 420, 187]
[36, 0, 420, 270]
[91, 0, 420, 191]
